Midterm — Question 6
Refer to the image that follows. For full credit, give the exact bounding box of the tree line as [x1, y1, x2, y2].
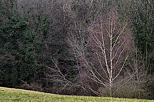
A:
[0, 0, 153, 99]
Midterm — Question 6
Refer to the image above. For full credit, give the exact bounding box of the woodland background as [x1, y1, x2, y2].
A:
[0, 0, 153, 99]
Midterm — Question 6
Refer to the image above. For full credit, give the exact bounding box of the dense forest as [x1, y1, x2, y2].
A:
[0, 0, 153, 99]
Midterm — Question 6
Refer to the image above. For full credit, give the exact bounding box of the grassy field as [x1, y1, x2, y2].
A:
[0, 87, 153, 102]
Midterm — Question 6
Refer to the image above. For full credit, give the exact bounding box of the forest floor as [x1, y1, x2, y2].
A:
[0, 87, 152, 102]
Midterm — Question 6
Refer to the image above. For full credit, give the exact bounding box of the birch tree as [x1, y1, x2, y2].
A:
[68, 9, 132, 96]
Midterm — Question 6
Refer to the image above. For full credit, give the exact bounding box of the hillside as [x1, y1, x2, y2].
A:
[0, 87, 152, 102]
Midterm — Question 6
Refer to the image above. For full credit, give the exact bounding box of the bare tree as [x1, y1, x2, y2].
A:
[46, 57, 74, 88]
[67, 9, 132, 97]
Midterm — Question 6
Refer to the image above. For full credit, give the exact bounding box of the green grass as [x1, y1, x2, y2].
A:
[0, 87, 153, 102]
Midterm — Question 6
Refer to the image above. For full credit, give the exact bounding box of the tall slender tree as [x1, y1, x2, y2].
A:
[68, 9, 132, 96]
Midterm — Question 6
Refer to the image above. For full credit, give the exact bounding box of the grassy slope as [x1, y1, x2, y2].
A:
[0, 87, 152, 102]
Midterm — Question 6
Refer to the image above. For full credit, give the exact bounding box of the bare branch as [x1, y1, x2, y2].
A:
[113, 55, 128, 81]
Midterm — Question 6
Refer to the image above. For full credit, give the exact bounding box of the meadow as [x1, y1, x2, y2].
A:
[0, 87, 152, 102]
